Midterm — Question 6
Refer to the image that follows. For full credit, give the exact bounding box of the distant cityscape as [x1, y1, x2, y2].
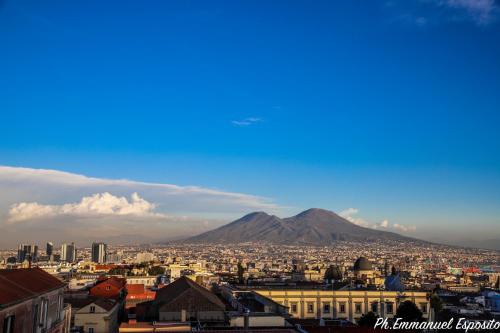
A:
[1, 236, 500, 332]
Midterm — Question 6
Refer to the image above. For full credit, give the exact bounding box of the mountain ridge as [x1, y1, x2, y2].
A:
[183, 208, 425, 245]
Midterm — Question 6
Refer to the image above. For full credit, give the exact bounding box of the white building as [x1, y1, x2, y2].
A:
[126, 276, 157, 287]
[135, 252, 155, 263]
[61, 243, 76, 263]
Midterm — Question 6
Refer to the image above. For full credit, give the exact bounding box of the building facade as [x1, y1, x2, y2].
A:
[254, 289, 429, 322]
[125, 276, 158, 287]
[46, 242, 54, 257]
[74, 299, 119, 333]
[91, 242, 107, 264]
[16, 244, 38, 263]
[137, 276, 227, 324]
[0, 268, 70, 333]
[61, 243, 77, 263]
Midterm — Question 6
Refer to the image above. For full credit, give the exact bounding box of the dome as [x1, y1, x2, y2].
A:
[325, 265, 343, 281]
[353, 257, 372, 271]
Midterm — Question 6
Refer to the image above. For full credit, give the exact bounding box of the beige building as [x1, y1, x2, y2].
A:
[168, 264, 189, 279]
[74, 299, 120, 333]
[254, 289, 429, 322]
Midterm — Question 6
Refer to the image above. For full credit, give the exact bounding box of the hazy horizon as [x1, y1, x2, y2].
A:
[0, 165, 498, 250]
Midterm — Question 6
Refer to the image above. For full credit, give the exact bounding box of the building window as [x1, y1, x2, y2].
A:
[307, 302, 314, 313]
[420, 303, 427, 313]
[323, 303, 330, 313]
[58, 295, 64, 320]
[290, 303, 298, 314]
[355, 303, 362, 314]
[90, 306, 96, 313]
[39, 299, 48, 328]
[3, 315, 15, 333]
[33, 304, 39, 331]
[386, 302, 394, 314]
[371, 302, 378, 313]
[105, 286, 111, 290]
[339, 303, 346, 313]
[89, 328, 94, 333]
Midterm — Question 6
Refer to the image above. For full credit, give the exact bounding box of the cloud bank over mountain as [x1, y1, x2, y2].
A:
[0, 166, 280, 246]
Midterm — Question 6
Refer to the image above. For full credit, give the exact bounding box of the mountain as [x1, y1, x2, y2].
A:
[183, 208, 423, 245]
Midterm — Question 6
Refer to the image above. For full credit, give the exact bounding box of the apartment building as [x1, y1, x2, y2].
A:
[0, 268, 70, 333]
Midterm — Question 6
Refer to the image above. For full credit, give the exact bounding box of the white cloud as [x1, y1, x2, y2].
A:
[7, 192, 163, 223]
[444, 0, 497, 24]
[389, 1, 497, 26]
[340, 208, 416, 233]
[339, 207, 358, 216]
[0, 166, 281, 246]
[417, 0, 498, 25]
[0, 166, 279, 213]
[393, 223, 417, 232]
[339, 208, 370, 227]
[232, 117, 262, 126]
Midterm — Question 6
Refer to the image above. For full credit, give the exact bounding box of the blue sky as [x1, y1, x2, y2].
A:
[1, 0, 499, 246]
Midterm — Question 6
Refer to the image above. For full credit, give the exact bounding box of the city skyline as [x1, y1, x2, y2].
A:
[1, 0, 500, 248]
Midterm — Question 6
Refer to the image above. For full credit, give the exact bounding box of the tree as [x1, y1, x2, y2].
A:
[237, 262, 245, 284]
[395, 300, 423, 322]
[430, 294, 443, 314]
[358, 311, 378, 327]
[136, 262, 148, 269]
[437, 308, 454, 322]
[148, 266, 166, 276]
[109, 267, 130, 276]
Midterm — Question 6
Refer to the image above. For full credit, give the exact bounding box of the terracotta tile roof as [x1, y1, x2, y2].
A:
[97, 276, 126, 287]
[95, 264, 117, 271]
[126, 283, 156, 301]
[0, 268, 66, 308]
[127, 283, 146, 294]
